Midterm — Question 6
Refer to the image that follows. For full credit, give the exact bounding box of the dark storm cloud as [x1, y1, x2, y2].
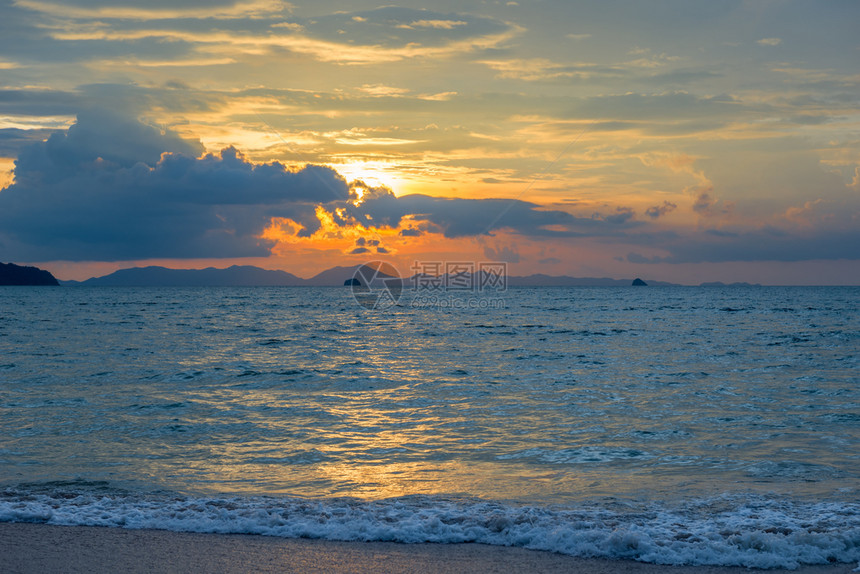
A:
[13, 109, 203, 183]
[0, 128, 59, 158]
[351, 190, 612, 239]
[0, 111, 350, 261]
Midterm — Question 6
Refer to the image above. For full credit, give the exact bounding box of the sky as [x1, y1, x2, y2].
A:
[0, 0, 858, 284]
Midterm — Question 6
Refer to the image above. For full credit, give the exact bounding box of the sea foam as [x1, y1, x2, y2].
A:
[2, 486, 858, 569]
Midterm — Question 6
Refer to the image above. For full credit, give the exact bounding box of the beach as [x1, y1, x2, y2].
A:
[1, 523, 856, 574]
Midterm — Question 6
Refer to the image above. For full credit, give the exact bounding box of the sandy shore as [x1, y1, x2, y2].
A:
[1, 523, 855, 574]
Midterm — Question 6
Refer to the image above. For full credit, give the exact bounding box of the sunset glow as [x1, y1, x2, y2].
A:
[0, 1, 858, 284]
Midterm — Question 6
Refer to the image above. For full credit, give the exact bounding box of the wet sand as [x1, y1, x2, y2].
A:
[1, 523, 855, 574]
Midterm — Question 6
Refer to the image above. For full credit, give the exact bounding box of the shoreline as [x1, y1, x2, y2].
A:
[1, 523, 855, 574]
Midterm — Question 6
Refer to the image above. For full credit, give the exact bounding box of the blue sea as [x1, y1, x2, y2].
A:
[1, 285, 858, 568]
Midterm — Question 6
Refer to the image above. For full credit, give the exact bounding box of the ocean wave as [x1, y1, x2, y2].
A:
[1, 485, 858, 569]
[496, 446, 652, 464]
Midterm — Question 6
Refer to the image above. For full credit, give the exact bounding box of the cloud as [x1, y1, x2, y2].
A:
[300, 7, 513, 50]
[480, 58, 627, 82]
[642, 68, 723, 85]
[627, 228, 860, 264]
[573, 92, 747, 123]
[480, 54, 721, 87]
[14, 0, 290, 21]
[350, 190, 619, 239]
[0, 88, 83, 117]
[358, 84, 410, 98]
[13, 108, 203, 183]
[0, 111, 350, 261]
[850, 167, 860, 192]
[0, 127, 59, 157]
[403, 20, 469, 30]
[757, 38, 782, 46]
[483, 243, 520, 263]
[690, 190, 734, 220]
[0, 110, 627, 263]
[4, 109, 857, 268]
[625, 192, 860, 265]
[598, 206, 636, 224]
[645, 201, 677, 219]
[17, 5, 520, 66]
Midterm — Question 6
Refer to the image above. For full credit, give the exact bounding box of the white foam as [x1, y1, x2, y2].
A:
[1, 488, 858, 569]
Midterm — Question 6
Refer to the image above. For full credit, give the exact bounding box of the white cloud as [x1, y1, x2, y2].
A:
[757, 37, 782, 46]
[358, 84, 410, 97]
[404, 20, 468, 30]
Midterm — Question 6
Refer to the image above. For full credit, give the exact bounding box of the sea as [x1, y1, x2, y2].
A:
[1, 285, 858, 569]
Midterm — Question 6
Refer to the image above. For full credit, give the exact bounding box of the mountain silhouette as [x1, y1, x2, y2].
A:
[61, 264, 674, 287]
[0, 262, 60, 286]
[66, 265, 304, 286]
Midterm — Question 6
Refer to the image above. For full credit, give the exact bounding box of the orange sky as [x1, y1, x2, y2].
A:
[1, 1, 859, 284]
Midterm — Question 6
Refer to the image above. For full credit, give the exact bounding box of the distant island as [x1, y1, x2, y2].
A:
[0, 262, 60, 286]
[60, 264, 677, 287]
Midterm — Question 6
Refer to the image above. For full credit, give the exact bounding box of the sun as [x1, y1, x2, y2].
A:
[332, 160, 397, 191]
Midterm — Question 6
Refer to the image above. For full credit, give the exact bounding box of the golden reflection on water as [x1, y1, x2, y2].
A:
[121, 380, 637, 500]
